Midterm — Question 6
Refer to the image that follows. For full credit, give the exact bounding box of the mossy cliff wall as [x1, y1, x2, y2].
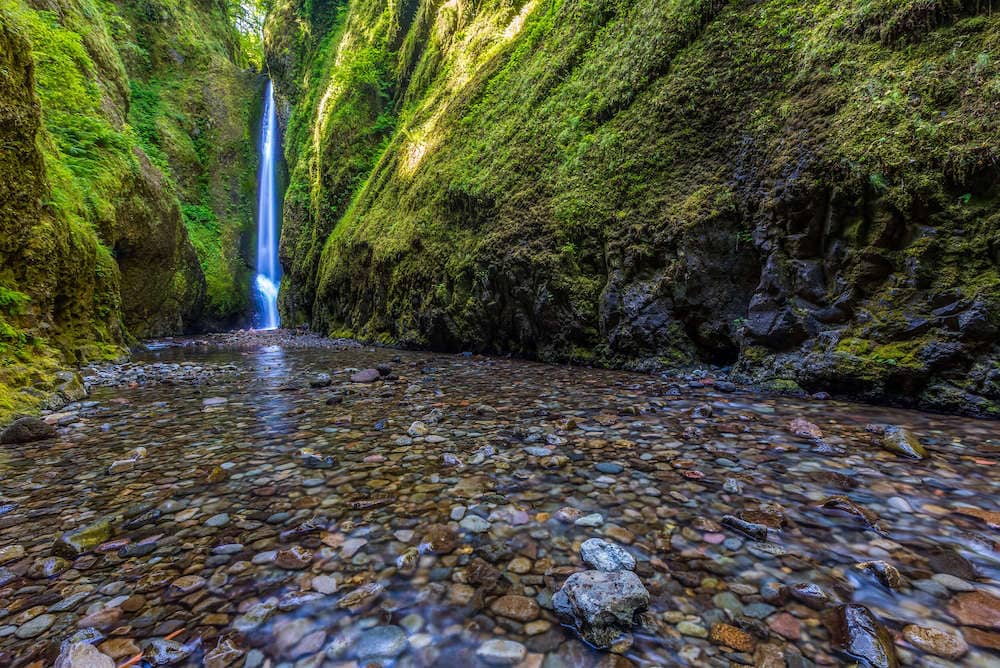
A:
[0, 0, 256, 419]
[266, 0, 999, 415]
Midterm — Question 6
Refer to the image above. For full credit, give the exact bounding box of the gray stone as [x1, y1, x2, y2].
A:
[352, 625, 407, 660]
[580, 538, 635, 572]
[16, 613, 55, 638]
[552, 569, 650, 648]
[460, 515, 491, 533]
[476, 639, 527, 666]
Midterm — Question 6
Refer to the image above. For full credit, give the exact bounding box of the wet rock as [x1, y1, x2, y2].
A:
[476, 639, 527, 666]
[825, 604, 899, 668]
[336, 582, 385, 610]
[0, 544, 25, 563]
[54, 518, 113, 557]
[574, 513, 604, 527]
[856, 561, 903, 589]
[554, 507, 583, 524]
[552, 569, 650, 648]
[580, 538, 635, 572]
[869, 424, 927, 459]
[308, 373, 332, 387]
[460, 515, 491, 533]
[788, 418, 822, 440]
[232, 601, 276, 632]
[352, 625, 407, 660]
[690, 403, 713, 418]
[677, 620, 708, 638]
[721, 514, 769, 541]
[350, 368, 380, 383]
[789, 582, 832, 609]
[491, 594, 541, 622]
[767, 612, 801, 640]
[963, 627, 1000, 651]
[275, 545, 313, 569]
[28, 555, 69, 578]
[165, 575, 206, 599]
[709, 623, 755, 652]
[16, 612, 55, 638]
[146, 638, 190, 665]
[902, 624, 968, 659]
[1, 416, 57, 444]
[420, 523, 458, 554]
[54, 642, 115, 668]
[98, 638, 140, 661]
[946, 590, 1000, 629]
[819, 495, 888, 535]
[203, 636, 245, 668]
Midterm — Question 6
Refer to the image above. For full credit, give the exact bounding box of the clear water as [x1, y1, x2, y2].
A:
[2, 333, 998, 666]
[254, 80, 281, 330]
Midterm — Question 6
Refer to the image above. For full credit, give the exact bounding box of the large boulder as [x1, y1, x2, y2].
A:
[0, 416, 56, 444]
[552, 569, 650, 648]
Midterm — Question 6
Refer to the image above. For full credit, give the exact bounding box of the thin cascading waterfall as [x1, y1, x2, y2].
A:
[254, 79, 281, 330]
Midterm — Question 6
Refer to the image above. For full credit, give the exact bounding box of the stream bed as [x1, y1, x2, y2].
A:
[0, 331, 998, 667]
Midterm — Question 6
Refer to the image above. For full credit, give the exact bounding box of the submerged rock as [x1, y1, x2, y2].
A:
[476, 638, 527, 666]
[352, 625, 407, 660]
[856, 560, 903, 589]
[825, 604, 899, 668]
[54, 518, 113, 557]
[552, 569, 650, 648]
[54, 642, 115, 668]
[869, 424, 927, 459]
[350, 368, 380, 383]
[1, 416, 57, 444]
[902, 624, 968, 660]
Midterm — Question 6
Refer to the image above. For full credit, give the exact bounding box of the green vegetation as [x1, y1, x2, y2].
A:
[267, 0, 999, 412]
[0, 0, 258, 421]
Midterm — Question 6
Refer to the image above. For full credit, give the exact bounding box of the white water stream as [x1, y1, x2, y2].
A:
[254, 80, 281, 329]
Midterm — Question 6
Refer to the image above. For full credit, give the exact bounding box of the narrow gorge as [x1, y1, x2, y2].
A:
[0, 0, 999, 666]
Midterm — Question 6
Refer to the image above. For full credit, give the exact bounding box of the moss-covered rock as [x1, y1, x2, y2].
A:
[0, 0, 257, 422]
[266, 0, 999, 415]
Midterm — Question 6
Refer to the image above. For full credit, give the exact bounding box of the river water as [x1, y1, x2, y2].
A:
[0, 332, 997, 667]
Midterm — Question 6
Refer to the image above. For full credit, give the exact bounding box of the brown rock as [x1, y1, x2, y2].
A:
[754, 643, 787, 668]
[710, 623, 755, 652]
[767, 612, 801, 640]
[947, 591, 1000, 630]
[902, 624, 968, 660]
[824, 604, 898, 668]
[962, 627, 1000, 651]
[275, 546, 313, 570]
[77, 607, 122, 630]
[491, 594, 541, 622]
[419, 524, 458, 554]
[98, 638, 140, 661]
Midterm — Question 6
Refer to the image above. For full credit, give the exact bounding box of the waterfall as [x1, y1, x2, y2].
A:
[254, 80, 281, 330]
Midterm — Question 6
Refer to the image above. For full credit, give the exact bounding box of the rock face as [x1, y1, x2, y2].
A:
[264, 0, 1000, 416]
[552, 569, 650, 648]
[0, 0, 257, 421]
[0, 416, 57, 444]
[825, 604, 899, 668]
